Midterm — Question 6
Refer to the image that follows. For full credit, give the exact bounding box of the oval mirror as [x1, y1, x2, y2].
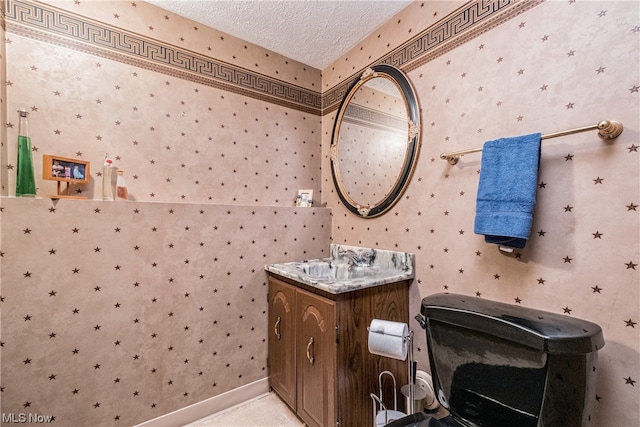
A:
[330, 64, 420, 218]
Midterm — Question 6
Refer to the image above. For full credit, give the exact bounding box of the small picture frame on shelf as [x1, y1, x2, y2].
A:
[296, 189, 313, 207]
[42, 154, 90, 199]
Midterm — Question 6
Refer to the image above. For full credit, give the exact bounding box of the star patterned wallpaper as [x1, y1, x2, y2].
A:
[0, 199, 331, 425]
[0, 0, 638, 426]
[1, 0, 331, 425]
[322, 1, 639, 426]
[1, 38, 321, 204]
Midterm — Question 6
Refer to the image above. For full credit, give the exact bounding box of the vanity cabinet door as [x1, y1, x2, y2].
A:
[296, 288, 337, 427]
[267, 278, 296, 409]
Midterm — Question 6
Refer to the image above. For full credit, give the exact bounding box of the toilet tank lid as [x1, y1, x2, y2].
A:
[421, 293, 604, 355]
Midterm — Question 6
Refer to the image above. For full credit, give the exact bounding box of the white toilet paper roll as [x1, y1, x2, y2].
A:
[368, 319, 409, 361]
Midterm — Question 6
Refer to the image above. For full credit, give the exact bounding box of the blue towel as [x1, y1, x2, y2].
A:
[474, 133, 542, 249]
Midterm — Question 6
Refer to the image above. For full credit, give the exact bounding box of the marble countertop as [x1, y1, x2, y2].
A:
[265, 244, 414, 294]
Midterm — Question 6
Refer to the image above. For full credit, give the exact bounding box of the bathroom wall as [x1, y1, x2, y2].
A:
[1, 2, 7, 189]
[322, 1, 639, 426]
[2, 0, 638, 426]
[0, 0, 331, 425]
[1, 0, 322, 202]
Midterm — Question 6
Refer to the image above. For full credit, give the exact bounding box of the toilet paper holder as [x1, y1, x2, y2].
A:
[367, 320, 419, 416]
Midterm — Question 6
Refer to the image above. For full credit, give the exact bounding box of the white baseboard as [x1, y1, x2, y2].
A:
[135, 377, 270, 427]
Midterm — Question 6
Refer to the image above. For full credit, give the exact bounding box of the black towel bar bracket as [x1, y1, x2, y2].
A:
[440, 120, 624, 165]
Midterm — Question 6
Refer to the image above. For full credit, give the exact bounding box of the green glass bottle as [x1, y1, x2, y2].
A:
[16, 109, 37, 197]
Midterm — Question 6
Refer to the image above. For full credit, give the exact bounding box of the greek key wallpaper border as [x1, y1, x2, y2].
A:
[4, 0, 322, 115]
[323, 0, 544, 113]
[5, 0, 543, 116]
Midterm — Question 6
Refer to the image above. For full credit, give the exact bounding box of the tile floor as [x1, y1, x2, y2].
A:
[184, 392, 304, 427]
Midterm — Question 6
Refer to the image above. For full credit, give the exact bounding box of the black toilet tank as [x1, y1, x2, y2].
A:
[421, 293, 604, 427]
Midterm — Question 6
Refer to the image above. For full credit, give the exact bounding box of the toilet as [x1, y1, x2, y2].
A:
[388, 293, 604, 427]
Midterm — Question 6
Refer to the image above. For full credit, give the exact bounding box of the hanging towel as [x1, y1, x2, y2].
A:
[474, 133, 542, 249]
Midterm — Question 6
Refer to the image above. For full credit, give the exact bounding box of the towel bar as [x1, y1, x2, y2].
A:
[440, 120, 623, 165]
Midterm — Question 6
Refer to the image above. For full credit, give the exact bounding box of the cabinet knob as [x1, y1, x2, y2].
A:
[306, 336, 315, 365]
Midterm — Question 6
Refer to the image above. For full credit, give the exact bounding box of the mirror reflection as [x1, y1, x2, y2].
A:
[331, 65, 420, 218]
[337, 77, 407, 207]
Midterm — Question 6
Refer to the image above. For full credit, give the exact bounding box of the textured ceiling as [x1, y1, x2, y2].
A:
[146, 0, 412, 70]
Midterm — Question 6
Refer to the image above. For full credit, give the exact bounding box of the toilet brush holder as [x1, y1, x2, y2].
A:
[401, 384, 428, 415]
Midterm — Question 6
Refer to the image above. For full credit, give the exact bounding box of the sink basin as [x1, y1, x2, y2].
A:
[265, 244, 414, 294]
[297, 260, 380, 281]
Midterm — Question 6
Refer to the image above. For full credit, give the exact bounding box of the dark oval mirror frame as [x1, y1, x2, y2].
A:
[330, 64, 421, 218]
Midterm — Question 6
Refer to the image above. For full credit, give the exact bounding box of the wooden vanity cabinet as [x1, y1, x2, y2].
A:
[267, 275, 410, 427]
[268, 278, 297, 409]
[296, 288, 337, 427]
